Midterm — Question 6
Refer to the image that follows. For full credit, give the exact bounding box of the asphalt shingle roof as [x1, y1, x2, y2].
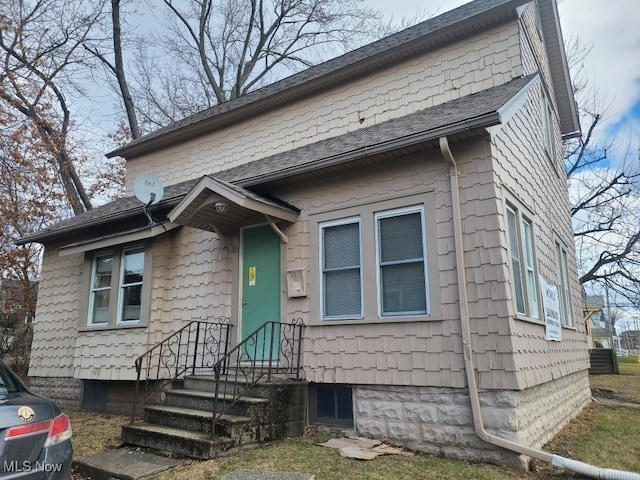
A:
[17, 74, 534, 246]
[108, 0, 525, 158]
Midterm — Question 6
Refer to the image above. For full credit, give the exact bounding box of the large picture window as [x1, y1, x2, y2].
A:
[86, 244, 149, 327]
[376, 207, 428, 316]
[506, 202, 540, 320]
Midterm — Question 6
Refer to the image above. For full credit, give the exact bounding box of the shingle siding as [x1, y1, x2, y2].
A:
[27, 5, 589, 448]
[28, 248, 82, 378]
[124, 22, 523, 192]
[491, 76, 587, 389]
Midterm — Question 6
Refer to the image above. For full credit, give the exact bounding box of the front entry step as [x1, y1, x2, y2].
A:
[143, 405, 259, 441]
[121, 423, 234, 460]
[122, 375, 307, 459]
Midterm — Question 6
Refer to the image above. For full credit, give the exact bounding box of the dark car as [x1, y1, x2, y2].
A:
[0, 360, 72, 479]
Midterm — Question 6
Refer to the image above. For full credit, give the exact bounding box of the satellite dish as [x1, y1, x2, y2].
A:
[133, 174, 164, 206]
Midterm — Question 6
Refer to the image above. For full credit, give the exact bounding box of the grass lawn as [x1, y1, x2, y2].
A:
[590, 361, 640, 404]
[69, 366, 640, 480]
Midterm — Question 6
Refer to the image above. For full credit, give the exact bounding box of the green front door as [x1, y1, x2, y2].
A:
[241, 224, 281, 361]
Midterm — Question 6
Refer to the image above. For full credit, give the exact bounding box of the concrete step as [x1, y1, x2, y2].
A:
[143, 405, 253, 439]
[73, 449, 182, 480]
[183, 374, 303, 397]
[121, 423, 233, 460]
[165, 389, 269, 418]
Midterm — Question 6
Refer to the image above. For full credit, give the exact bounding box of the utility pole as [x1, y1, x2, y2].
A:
[604, 276, 614, 348]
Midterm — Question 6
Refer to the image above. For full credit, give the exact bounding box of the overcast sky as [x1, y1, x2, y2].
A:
[369, 0, 640, 156]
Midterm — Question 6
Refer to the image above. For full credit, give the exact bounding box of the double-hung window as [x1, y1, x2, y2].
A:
[321, 219, 362, 319]
[376, 207, 428, 316]
[554, 239, 573, 327]
[316, 198, 433, 323]
[118, 247, 145, 323]
[540, 95, 556, 163]
[89, 253, 113, 325]
[506, 203, 540, 319]
[87, 244, 148, 327]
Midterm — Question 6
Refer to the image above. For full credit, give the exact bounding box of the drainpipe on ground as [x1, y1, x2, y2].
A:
[438, 136, 640, 480]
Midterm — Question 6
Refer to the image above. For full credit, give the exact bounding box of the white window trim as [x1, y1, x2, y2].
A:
[88, 251, 113, 326]
[308, 192, 440, 325]
[375, 206, 429, 317]
[116, 246, 145, 325]
[522, 219, 540, 319]
[82, 242, 151, 330]
[554, 238, 574, 327]
[540, 94, 557, 164]
[319, 217, 363, 320]
[505, 199, 541, 322]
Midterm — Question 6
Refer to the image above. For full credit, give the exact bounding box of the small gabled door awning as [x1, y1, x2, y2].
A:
[168, 176, 299, 242]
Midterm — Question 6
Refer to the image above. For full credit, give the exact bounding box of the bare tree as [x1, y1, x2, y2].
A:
[0, 0, 106, 214]
[101, 0, 376, 128]
[83, 0, 141, 139]
[0, 102, 64, 378]
[565, 38, 640, 308]
[163, 0, 378, 102]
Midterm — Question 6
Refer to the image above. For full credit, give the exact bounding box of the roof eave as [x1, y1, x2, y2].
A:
[15, 198, 182, 246]
[539, 0, 580, 138]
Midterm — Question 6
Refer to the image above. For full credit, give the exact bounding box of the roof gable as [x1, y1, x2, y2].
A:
[108, 0, 531, 159]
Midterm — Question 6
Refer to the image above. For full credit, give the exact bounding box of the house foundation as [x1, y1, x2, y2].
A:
[28, 377, 140, 414]
[354, 370, 591, 468]
[29, 377, 82, 410]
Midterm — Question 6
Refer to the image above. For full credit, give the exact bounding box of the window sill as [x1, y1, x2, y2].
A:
[310, 314, 441, 326]
[513, 315, 578, 332]
[79, 323, 148, 332]
[513, 314, 545, 326]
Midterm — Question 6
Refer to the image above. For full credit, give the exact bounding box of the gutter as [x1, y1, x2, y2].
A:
[234, 112, 501, 188]
[438, 135, 640, 480]
[15, 197, 182, 246]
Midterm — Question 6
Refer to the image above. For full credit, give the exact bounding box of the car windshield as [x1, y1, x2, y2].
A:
[0, 362, 26, 394]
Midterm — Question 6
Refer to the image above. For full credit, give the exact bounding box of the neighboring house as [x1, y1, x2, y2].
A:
[621, 330, 640, 351]
[584, 295, 605, 348]
[18, 0, 590, 468]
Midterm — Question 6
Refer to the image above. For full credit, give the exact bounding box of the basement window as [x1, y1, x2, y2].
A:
[309, 383, 353, 427]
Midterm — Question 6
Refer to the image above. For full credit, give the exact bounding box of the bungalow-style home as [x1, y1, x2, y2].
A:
[18, 0, 591, 468]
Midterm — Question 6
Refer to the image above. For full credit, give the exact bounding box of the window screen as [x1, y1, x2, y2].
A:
[321, 220, 362, 318]
[377, 209, 427, 316]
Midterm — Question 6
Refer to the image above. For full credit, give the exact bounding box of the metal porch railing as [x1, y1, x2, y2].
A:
[131, 318, 230, 422]
[210, 319, 305, 436]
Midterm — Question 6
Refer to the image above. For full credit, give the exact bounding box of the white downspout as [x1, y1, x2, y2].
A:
[438, 136, 640, 480]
